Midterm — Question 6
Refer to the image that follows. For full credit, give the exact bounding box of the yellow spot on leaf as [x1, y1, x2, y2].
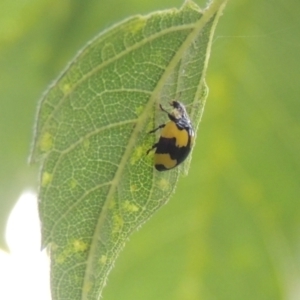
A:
[130, 146, 144, 165]
[73, 240, 88, 252]
[135, 105, 143, 116]
[70, 178, 77, 189]
[61, 83, 72, 94]
[99, 255, 107, 265]
[123, 200, 139, 212]
[112, 214, 124, 234]
[42, 172, 53, 187]
[158, 178, 170, 191]
[39, 132, 53, 152]
[56, 255, 66, 264]
[55, 248, 71, 264]
[127, 18, 146, 35]
[54, 240, 87, 264]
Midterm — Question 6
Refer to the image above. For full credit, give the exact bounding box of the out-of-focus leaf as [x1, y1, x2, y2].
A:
[0, 0, 52, 251]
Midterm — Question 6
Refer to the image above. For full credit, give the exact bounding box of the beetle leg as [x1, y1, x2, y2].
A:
[146, 142, 159, 155]
[148, 123, 165, 134]
[159, 104, 169, 114]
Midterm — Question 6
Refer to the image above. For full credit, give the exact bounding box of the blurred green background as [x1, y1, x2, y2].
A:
[1, 0, 299, 299]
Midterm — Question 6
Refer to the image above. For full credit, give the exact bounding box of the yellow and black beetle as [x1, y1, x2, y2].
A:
[147, 101, 194, 171]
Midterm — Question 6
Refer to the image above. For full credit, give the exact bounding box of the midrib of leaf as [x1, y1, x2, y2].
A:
[82, 1, 228, 299]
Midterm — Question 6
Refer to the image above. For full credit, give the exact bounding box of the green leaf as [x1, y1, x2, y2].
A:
[30, 0, 227, 299]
